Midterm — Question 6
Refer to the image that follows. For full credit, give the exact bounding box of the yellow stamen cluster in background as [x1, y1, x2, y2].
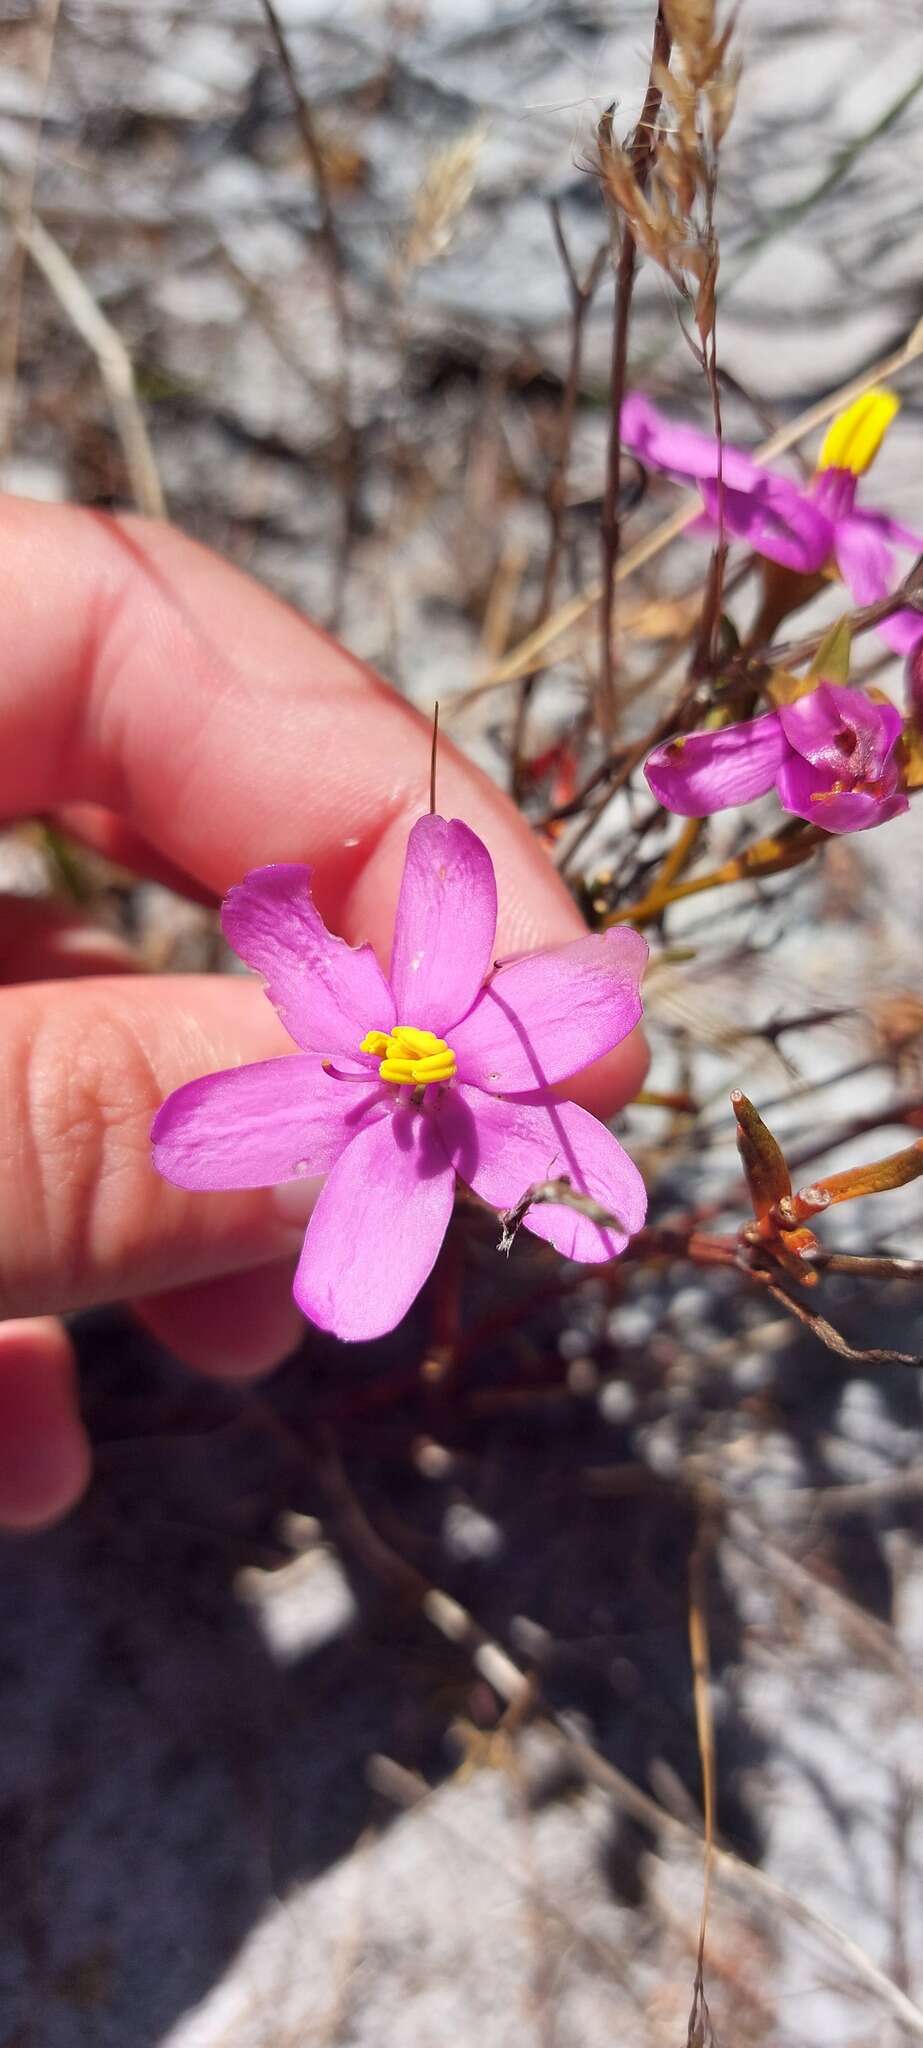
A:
[360, 1024, 457, 1085]
[817, 388, 900, 476]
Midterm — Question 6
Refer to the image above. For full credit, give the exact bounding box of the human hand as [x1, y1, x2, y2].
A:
[0, 499, 648, 1529]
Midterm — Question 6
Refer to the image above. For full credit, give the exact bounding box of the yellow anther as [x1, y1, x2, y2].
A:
[390, 1026, 442, 1054]
[409, 1050, 457, 1081]
[378, 1058, 416, 1082]
[817, 389, 899, 477]
[360, 1030, 391, 1057]
[360, 1022, 457, 1087]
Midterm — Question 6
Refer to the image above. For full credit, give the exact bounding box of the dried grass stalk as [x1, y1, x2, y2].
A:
[20, 215, 165, 519]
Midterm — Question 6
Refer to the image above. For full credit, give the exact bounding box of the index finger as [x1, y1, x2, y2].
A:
[0, 497, 647, 1110]
[1, 501, 557, 937]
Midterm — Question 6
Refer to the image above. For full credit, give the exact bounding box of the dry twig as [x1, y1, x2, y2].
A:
[596, 6, 673, 734]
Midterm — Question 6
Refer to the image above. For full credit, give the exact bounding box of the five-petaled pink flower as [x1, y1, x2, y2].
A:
[152, 817, 648, 1341]
[621, 388, 923, 657]
[645, 681, 908, 835]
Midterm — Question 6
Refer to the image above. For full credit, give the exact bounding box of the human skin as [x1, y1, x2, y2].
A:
[0, 497, 648, 1530]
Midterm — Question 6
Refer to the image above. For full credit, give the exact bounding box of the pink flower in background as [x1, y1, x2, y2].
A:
[152, 817, 648, 1341]
[621, 389, 923, 657]
[645, 682, 908, 835]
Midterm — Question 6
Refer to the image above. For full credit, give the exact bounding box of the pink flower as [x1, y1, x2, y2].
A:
[645, 682, 908, 834]
[621, 389, 923, 657]
[152, 817, 648, 1341]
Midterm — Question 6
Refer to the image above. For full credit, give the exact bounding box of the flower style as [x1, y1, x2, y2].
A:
[645, 681, 908, 834]
[621, 389, 923, 656]
[152, 817, 648, 1341]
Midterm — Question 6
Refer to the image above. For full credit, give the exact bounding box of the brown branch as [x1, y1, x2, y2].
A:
[558, 673, 702, 875]
[510, 207, 607, 799]
[497, 1175, 626, 1254]
[749, 1270, 922, 1369]
[598, 5, 673, 737]
[603, 821, 824, 927]
[807, 1249, 923, 1282]
[731, 562, 923, 681]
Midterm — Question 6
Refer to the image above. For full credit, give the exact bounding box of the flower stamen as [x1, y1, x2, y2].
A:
[360, 1024, 457, 1086]
[817, 389, 899, 477]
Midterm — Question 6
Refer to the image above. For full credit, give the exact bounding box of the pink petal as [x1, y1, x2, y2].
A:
[835, 516, 923, 654]
[775, 753, 908, 833]
[779, 681, 902, 778]
[450, 929, 647, 1094]
[699, 474, 832, 573]
[621, 394, 832, 571]
[389, 815, 498, 1034]
[152, 1057, 387, 1190]
[621, 392, 767, 490]
[875, 608, 923, 657]
[294, 1104, 456, 1339]
[645, 713, 788, 815]
[438, 1085, 647, 1261]
[811, 468, 857, 521]
[834, 512, 894, 608]
[222, 865, 395, 1055]
[855, 507, 923, 553]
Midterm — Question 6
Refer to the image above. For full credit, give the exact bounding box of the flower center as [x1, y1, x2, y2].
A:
[359, 1024, 457, 1086]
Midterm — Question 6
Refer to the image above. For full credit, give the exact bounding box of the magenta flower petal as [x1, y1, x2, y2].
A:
[834, 512, 894, 608]
[152, 1056, 387, 1190]
[775, 752, 908, 832]
[835, 516, 923, 655]
[645, 713, 788, 815]
[778, 682, 902, 775]
[293, 1104, 456, 1339]
[222, 865, 395, 1054]
[857, 507, 923, 553]
[698, 474, 831, 573]
[811, 468, 858, 521]
[439, 1085, 646, 1261]
[450, 928, 647, 1094]
[621, 393, 831, 572]
[389, 815, 498, 1034]
[621, 392, 767, 490]
[875, 608, 923, 657]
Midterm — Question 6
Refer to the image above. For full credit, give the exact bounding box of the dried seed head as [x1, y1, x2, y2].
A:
[393, 125, 486, 281]
[593, 4, 737, 345]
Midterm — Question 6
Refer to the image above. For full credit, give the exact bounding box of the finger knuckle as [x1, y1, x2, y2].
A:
[0, 989, 164, 1315]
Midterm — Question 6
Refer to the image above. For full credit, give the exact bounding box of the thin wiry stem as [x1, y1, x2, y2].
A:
[429, 702, 440, 816]
[598, 5, 673, 737]
[510, 207, 607, 798]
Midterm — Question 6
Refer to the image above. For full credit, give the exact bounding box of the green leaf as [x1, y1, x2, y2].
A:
[809, 616, 852, 683]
